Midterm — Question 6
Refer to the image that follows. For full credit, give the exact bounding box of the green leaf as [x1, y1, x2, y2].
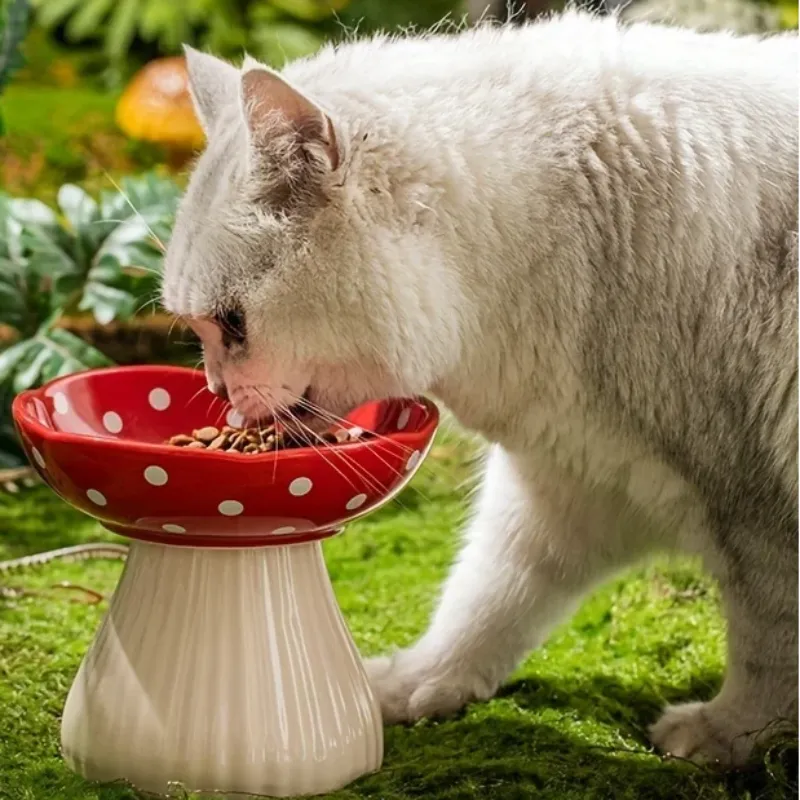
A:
[58, 183, 105, 262]
[80, 282, 137, 325]
[33, 0, 82, 29]
[267, 0, 349, 23]
[12, 340, 51, 393]
[0, 339, 36, 383]
[65, 0, 114, 42]
[41, 327, 112, 369]
[105, 0, 140, 61]
[250, 21, 324, 67]
[4, 216, 23, 262]
[8, 198, 58, 228]
[0, 257, 29, 331]
[57, 184, 100, 234]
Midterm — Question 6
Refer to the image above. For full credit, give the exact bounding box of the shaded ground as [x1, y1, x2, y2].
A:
[0, 427, 795, 800]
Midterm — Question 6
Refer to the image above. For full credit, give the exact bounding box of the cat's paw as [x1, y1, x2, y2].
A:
[650, 702, 757, 766]
[365, 651, 495, 724]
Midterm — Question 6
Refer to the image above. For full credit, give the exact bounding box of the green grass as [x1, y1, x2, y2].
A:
[0, 427, 795, 800]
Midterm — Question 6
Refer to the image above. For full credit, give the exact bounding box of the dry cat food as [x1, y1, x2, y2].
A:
[166, 423, 369, 454]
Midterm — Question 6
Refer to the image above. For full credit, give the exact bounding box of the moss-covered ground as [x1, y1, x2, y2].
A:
[0, 427, 795, 800]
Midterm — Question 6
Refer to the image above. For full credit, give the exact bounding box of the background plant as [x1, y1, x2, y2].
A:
[0, 173, 179, 466]
[0, 0, 29, 133]
[28, 0, 463, 76]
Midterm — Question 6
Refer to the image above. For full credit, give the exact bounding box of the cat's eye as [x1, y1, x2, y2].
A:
[216, 308, 246, 346]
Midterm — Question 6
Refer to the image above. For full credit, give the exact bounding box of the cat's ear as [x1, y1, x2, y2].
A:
[183, 45, 239, 134]
[239, 59, 340, 172]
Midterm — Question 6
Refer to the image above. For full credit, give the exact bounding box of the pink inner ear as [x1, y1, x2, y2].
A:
[241, 69, 339, 170]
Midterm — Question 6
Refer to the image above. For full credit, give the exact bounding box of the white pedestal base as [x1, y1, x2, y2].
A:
[61, 540, 383, 797]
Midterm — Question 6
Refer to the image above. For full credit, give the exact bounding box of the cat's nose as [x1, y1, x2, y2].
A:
[208, 380, 229, 401]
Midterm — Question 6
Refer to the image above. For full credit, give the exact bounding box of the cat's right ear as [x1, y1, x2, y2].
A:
[183, 45, 239, 134]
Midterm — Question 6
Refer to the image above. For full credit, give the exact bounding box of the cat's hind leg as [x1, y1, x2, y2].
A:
[650, 527, 798, 766]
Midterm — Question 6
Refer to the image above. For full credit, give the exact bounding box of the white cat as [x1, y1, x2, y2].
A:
[161, 12, 799, 766]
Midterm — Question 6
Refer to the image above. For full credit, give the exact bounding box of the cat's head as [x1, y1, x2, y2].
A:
[162, 47, 463, 423]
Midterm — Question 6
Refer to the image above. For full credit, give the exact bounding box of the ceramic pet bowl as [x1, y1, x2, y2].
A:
[13, 365, 439, 798]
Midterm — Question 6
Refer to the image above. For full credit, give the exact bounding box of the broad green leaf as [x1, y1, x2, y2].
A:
[57, 184, 100, 236]
[13, 341, 51, 393]
[0, 257, 27, 330]
[251, 21, 324, 67]
[19, 227, 76, 278]
[8, 198, 58, 228]
[0, 339, 36, 383]
[105, 0, 141, 61]
[65, 0, 114, 41]
[267, 0, 349, 22]
[70, 253, 138, 325]
[5, 216, 23, 262]
[42, 327, 112, 369]
[79, 282, 137, 325]
[33, 0, 82, 29]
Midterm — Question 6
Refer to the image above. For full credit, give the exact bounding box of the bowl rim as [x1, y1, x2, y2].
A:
[12, 364, 440, 466]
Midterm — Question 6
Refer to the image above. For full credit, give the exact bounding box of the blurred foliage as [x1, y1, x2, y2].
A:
[0, 83, 168, 201]
[0, 0, 29, 133]
[622, 0, 794, 32]
[0, 173, 179, 464]
[28, 0, 463, 78]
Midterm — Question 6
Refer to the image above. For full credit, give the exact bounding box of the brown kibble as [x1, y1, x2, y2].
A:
[166, 417, 368, 454]
[194, 426, 220, 443]
[169, 434, 195, 446]
[207, 434, 228, 451]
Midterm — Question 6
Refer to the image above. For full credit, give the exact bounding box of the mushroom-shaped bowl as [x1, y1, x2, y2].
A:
[13, 365, 438, 547]
[12, 365, 439, 798]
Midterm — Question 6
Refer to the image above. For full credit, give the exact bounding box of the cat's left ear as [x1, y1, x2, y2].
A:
[239, 58, 340, 172]
[184, 45, 239, 134]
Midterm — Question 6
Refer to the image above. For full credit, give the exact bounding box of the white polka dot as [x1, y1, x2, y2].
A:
[272, 526, 296, 535]
[397, 408, 411, 430]
[162, 523, 186, 534]
[218, 500, 244, 516]
[226, 408, 244, 427]
[346, 493, 367, 511]
[148, 387, 171, 411]
[53, 392, 69, 415]
[348, 426, 364, 438]
[86, 489, 107, 506]
[102, 411, 123, 434]
[32, 447, 45, 470]
[144, 466, 168, 486]
[405, 451, 421, 472]
[289, 477, 312, 497]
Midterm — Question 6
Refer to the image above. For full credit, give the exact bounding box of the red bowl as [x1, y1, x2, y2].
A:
[12, 366, 439, 548]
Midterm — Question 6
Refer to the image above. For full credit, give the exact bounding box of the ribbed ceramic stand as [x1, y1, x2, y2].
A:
[60, 539, 383, 798]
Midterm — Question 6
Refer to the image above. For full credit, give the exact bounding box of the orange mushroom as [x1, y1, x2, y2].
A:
[116, 56, 205, 168]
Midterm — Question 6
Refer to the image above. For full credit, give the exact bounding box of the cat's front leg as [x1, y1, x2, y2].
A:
[366, 446, 616, 723]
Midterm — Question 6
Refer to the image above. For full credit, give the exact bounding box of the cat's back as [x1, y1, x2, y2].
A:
[291, 13, 797, 112]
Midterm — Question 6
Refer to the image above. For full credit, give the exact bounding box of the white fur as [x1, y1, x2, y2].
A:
[163, 13, 799, 766]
